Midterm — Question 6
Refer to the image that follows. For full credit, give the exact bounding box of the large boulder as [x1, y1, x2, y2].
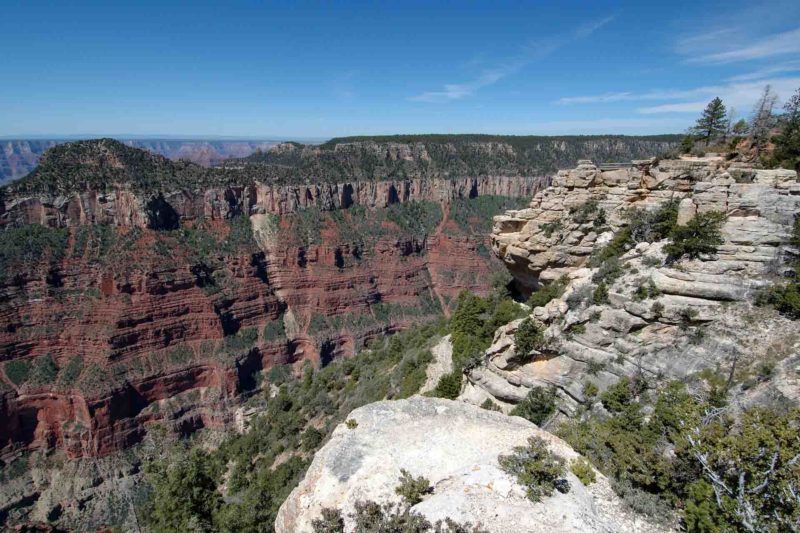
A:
[275, 396, 671, 533]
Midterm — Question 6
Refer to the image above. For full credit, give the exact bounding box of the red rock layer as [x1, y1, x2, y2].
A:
[0, 200, 526, 458]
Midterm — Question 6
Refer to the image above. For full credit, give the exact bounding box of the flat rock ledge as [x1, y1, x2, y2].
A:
[275, 396, 673, 533]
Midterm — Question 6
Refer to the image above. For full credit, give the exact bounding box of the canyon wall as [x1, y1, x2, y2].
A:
[1, 134, 678, 460]
[0, 173, 543, 459]
[0, 175, 541, 228]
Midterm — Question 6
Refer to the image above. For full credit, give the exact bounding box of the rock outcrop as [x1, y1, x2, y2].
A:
[275, 396, 670, 533]
[470, 158, 800, 416]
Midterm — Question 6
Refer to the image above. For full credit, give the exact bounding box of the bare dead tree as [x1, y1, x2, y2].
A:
[750, 85, 778, 157]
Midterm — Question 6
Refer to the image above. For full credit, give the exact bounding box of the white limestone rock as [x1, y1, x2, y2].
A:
[275, 397, 673, 533]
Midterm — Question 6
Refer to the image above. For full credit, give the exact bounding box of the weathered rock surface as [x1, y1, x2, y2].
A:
[473, 159, 800, 418]
[420, 334, 453, 394]
[492, 159, 799, 290]
[275, 396, 671, 533]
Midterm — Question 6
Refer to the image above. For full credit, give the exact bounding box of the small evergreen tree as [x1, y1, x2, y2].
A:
[691, 97, 728, 144]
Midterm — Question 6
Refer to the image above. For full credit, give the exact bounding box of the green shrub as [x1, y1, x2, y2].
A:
[757, 282, 800, 319]
[480, 399, 502, 411]
[514, 318, 544, 359]
[432, 371, 462, 400]
[591, 227, 632, 265]
[311, 507, 345, 532]
[510, 387, 557, 426]
[590, 201, 679, 266]
[314, 500, 489, 533]
[397, 350, 433, 398]
[586, 360, 605, 376]
[263, 318, 287, 341]
[267, 364, 293, 385]
[147, 449, 223, 532]
[345, 419, 359, 429]
[570, 199, 603, 225]
[539, 220, 563, 238]
[527, 277, 567, 309]
[627, 200, 679, 244]
[58, 356, 83, 387]
[592, 283, 609, 305]
[600, 377, 638, 413]
[0, 225, 69, 283]
[591, 257, 624, 285]
[29, 355, 59, 385]
[570, 457, 596, 486]
[664, 211, 726, 262]
[634, 279, 661, 301]
[395, 469, 433, 505]
[5, 359, 32, 386]
[582, 382, 599, 398]
[301, 428, 324, 452]
[168, 345, 193, 365]
[566, 322, 586, 336]
[220, 327, 258, 353]
[498, 436, 568, 502]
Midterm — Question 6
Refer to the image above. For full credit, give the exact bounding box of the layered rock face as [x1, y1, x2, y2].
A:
[468, 158, 800, 415]
[0, 175, 540, 228]
[276, 397, 670, 533]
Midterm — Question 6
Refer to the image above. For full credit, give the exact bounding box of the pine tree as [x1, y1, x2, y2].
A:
[691, 97, 727, 144]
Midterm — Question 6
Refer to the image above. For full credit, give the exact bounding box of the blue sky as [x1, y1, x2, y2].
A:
[1, 0, 799, 138]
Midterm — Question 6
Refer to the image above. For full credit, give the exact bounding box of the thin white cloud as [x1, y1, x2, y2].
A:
[523, 117, 690, 135]
[410, 15, 614, 103]
[727, 60, 800, 81]
[688, 27, 800, 64]
[558, 92, 633, 104]
[674, 27, 740, 54]
[637, 102, 707, 114]
[558, 77, 800, 113]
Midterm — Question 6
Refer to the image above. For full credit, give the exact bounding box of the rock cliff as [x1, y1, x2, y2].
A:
[465, 157, 800, 416]
[275, 396, 670, 533]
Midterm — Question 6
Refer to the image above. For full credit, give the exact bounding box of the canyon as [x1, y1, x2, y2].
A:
[0, 138, 560, 461]
[0, 136, 688, 529]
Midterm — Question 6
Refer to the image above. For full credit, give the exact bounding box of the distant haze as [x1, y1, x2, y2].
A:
[0, 138, 292, 184]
